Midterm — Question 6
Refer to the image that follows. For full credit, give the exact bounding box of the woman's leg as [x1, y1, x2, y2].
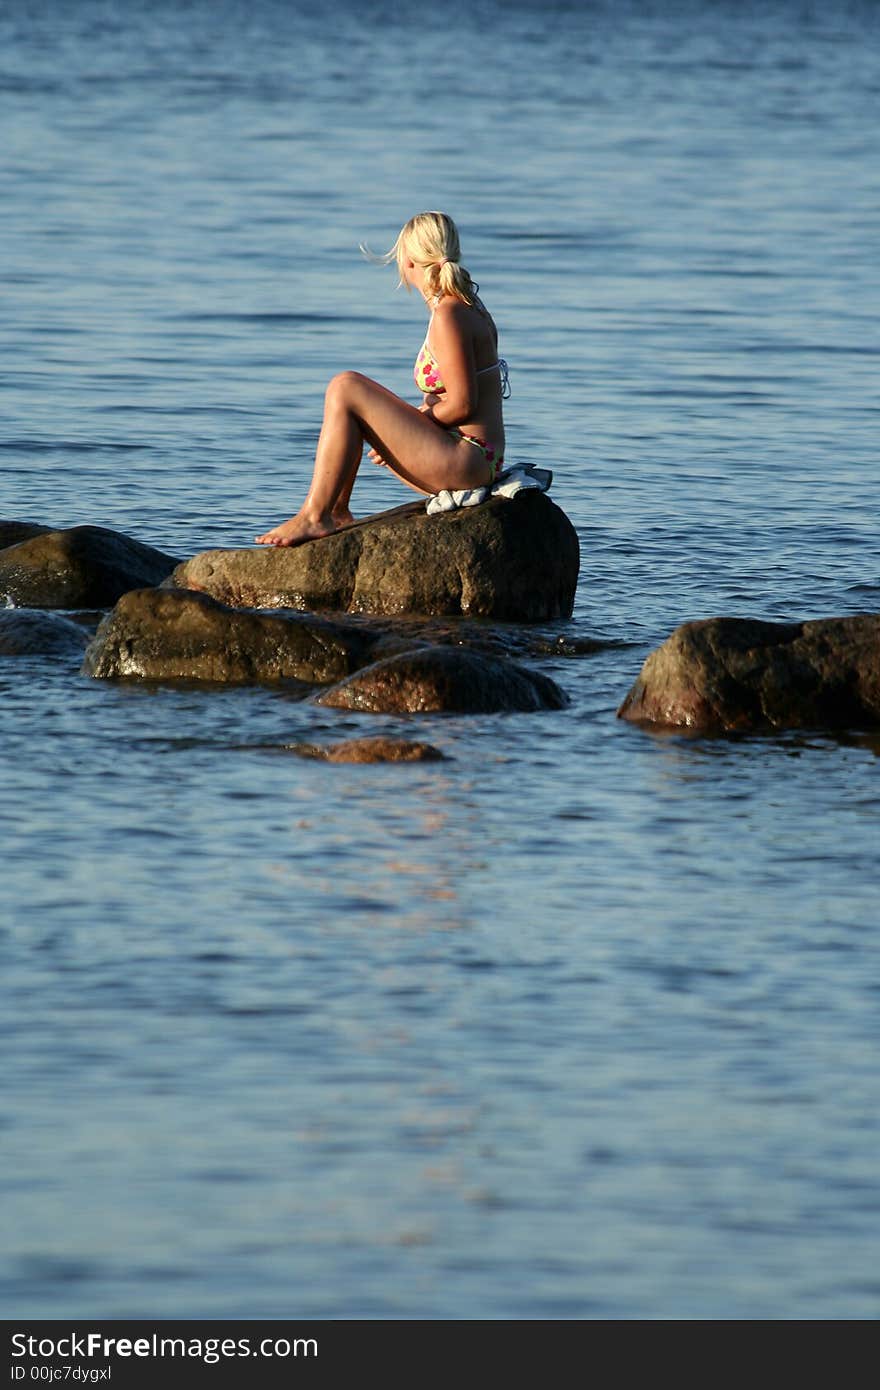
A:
[255, 371, 492, 547]
[256, 373, 365, 546]
[330, 467, 357, 528]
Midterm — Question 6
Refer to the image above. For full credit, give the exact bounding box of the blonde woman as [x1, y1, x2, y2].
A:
[256, 211, 509, 547]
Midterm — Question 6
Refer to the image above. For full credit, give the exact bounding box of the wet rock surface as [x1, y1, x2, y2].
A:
[171, 492, 580, 621]
[315, 644, 568, 714]
[0, 525, 179, 609]
[618, 614, 880, 732]
[82, 587, 385, 684]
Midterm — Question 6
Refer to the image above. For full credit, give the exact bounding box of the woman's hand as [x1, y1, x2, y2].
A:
[367, 445, 388, 467]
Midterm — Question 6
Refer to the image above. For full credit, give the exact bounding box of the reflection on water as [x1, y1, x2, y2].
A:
[2, 0, 880, 1319]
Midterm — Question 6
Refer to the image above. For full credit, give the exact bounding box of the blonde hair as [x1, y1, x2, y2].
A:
[362, 211, 477, 305]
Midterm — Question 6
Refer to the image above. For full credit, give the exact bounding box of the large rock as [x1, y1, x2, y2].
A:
[618, 614, 880, 732]
[0, 525, 179, 609]
[83, 587, 384, 684]
[315, 645, 568, 714]
[170, 493, 580, 620]
[0, 609, 89, 658]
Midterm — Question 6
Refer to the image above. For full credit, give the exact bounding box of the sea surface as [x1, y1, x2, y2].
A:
[2, 0, 879, 1319]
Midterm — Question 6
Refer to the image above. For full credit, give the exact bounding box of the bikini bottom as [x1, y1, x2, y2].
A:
[448, 428, 503, 485]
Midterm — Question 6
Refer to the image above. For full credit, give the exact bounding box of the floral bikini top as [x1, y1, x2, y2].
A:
[414, 333, 511, 398]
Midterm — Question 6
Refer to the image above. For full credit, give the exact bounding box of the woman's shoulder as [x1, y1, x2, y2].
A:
[435, 294, 496, 338]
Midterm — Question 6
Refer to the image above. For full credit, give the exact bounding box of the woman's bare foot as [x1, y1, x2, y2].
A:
[255, 509, 337, 547]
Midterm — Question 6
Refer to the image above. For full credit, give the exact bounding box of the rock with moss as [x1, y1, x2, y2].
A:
[82, 587, 384, 685]
[170, 493, 580, 621]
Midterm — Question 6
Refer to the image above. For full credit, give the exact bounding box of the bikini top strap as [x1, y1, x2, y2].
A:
[474, 358, 511, 397]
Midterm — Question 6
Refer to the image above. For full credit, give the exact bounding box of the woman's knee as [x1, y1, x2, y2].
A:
[325, 370, 369, 408]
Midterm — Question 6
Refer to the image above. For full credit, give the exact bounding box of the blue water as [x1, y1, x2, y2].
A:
[2, 0, 880, 1318]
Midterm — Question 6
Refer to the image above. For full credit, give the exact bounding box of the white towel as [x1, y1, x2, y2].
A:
[425, 464, 552, 516]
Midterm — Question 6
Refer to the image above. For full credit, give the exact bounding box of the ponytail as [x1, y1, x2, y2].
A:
[425, 255, 476, 306]
[367, 210, 477, 305]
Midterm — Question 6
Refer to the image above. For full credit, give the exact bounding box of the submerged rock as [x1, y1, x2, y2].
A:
[316, 645, 568, 714]
[82, 587, 383, 684]
[0, 525, 179, 609]
[171, 492, 580, 621]
[618, 614, 880, 732]
[290, 737, 447, 763]
[0, 608, 89, 657]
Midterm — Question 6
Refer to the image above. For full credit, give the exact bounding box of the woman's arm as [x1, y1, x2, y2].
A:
[420, 301, 478, 426]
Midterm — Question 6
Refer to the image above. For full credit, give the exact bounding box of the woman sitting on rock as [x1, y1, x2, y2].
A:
[256, 210, 509, 547]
